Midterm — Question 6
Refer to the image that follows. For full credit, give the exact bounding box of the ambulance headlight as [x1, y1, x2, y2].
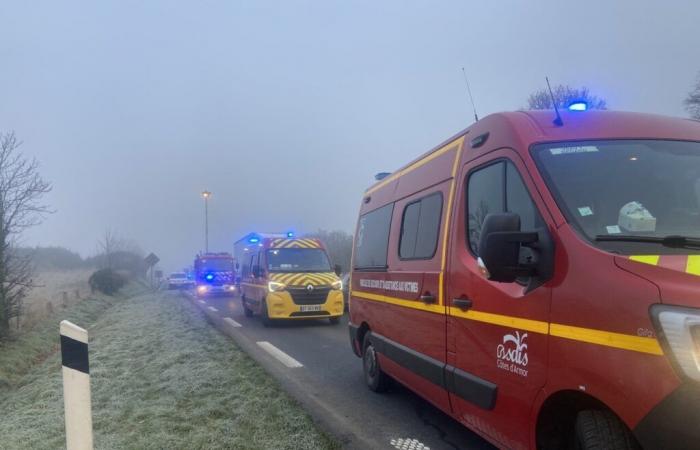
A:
[268, 281, 286, 292]
[331, 279, 343, 290]
[197, 285, 208, 294]
[652, 305, 700, 382]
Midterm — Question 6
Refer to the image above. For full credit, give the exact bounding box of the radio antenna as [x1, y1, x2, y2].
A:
[461, 67, 479, 122]
[546, 76, 563, 127]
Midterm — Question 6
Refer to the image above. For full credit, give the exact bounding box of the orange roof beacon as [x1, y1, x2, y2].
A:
[348, 108, 700, 450]
[234, 233, 344, 326]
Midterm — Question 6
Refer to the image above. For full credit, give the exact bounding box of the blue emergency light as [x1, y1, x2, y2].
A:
[205, 273, 214, 281]
[568, 101, 588, 111]
[248, 236, 260, 243]
[286, 231, 294, 238]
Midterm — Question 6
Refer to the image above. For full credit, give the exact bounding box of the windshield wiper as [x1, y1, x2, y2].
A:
[595, 234, 700, 250]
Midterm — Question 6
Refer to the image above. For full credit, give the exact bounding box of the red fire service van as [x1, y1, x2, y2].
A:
[348, 108, 700, 450]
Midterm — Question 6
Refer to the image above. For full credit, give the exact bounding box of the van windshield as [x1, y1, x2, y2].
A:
[533, 139, 700, 254]
[198, 259, 234, 271]
[267, 248, 332, 272]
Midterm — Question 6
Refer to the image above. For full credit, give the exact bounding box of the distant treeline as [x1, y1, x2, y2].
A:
[17, 246, 146, 276]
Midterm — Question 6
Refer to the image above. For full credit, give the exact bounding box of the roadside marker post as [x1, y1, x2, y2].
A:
[60, 320, 94, 450]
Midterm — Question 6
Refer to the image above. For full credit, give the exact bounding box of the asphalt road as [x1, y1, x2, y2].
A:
[181, 290, 495, 450]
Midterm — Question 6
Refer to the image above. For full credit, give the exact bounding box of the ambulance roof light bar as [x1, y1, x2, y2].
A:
[568, 101, 588, 111]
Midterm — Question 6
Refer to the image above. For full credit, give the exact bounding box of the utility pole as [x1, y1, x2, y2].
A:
[202, 190, 211, 252]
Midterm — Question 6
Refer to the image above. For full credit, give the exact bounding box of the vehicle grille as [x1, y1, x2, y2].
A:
[287, 287, 330, 305]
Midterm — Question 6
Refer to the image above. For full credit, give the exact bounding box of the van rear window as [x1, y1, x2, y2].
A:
[354, 203, 394, 269]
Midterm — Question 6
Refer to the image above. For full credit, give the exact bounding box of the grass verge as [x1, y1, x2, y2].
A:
[0, 282, 144, 393]
[0, 291, 339, 450]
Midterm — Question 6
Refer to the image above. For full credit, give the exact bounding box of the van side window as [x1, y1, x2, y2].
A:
[399, 192, 443, 259]
[467, 161, 542, 255]
[354, 203, 394, 269]
[467, 162, 505, 254]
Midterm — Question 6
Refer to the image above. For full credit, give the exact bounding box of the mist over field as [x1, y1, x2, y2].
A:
[1, 0, 699, 271]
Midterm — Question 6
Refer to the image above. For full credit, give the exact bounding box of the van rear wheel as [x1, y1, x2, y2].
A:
[362, 333, 390, 392]
[575, 410, 640, 450]
[241, 296, 253, 317]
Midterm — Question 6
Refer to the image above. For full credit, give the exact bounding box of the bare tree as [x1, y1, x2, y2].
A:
[527, 84, 607, 110]
[684, 74, 700, 119]
[98, 229, 124, 269]
[305, 229, 353, 273]
[0, 132, 52, 338]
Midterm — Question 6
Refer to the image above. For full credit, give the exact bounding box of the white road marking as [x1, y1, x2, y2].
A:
[256, 341, 303, 368]
[207, 306, 218, 312]
[198, 300, 206, 305]
[390, 438, 430, 450]
[223, 317, 242, 328]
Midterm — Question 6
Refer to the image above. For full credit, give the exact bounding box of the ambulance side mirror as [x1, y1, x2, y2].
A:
[252, 265, 264, 278]
[478, 213, 538, 283]
[334, 264, 342, 276]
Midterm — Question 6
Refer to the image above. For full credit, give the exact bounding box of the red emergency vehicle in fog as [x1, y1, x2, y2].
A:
[348, 108, 700, 449]
[193, 252, 236, 297]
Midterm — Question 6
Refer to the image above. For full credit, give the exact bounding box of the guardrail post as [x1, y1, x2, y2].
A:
[60, 320, 94, 450]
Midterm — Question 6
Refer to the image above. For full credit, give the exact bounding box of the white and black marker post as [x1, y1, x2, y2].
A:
[60, 320, 94, 450]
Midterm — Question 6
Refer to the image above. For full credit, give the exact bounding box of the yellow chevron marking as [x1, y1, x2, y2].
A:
[629, 255, 660, 266]
[686, 255, 700, 276]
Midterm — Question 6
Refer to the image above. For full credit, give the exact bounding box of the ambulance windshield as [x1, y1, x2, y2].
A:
[267, 248, 332, 272]
[533, 139, 700, 254]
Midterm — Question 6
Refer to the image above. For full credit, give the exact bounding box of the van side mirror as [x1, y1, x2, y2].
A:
[478, 213, 538, 283]
[334, 264, 342, 276]
[252, 265, 264, 278]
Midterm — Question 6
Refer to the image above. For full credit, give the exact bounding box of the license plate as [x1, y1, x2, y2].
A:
[300, 305, 322, 312]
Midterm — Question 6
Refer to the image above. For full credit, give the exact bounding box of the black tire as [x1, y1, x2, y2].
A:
[362, 333, 390, 392]
[242, 296, 253, 317]
[575, 410, 640, 450]
[260, 298, 272, 327]
[329, 316, 340, 325]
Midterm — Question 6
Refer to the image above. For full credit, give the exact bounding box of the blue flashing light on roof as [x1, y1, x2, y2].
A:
[248, 236, 260, 243]
[205, 273, 214, 281]
[286, 231, 294, 238]
[568, 101, 588, 111]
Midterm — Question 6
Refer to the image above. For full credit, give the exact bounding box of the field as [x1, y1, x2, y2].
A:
[19, 269, 94, 329]
[0, 289, 338, 450]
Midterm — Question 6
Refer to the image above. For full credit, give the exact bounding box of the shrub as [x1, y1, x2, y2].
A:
[89, 269, 127, 295]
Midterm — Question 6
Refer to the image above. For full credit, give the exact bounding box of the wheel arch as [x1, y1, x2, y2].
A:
[535, 389, 626, 449]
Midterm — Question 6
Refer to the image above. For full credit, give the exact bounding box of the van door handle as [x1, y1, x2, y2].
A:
[452, 298, 473, 309]
[420, 294, 436, 304]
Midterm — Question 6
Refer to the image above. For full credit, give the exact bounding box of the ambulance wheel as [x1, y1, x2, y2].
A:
[574, 410, 640, 450]
[362, 333, 390, 393]
[260, 299, 272, 327]
[241, 296, 253, 317]
[329, 317, 340, 325]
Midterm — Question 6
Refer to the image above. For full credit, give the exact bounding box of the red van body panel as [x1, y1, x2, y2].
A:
[350, 110, 700, 449]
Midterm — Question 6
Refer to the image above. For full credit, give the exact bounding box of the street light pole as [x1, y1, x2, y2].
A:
[202, 190, 211, 253]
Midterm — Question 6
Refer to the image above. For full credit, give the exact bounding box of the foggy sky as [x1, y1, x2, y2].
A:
[1, 0, 698, 272]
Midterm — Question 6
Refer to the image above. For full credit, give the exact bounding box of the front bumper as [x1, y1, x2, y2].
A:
[634, 383, 700, 449]
[266, 289, 344, 319]
[196, 285, 236, 296]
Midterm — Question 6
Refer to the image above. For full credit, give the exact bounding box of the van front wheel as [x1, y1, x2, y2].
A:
[362, 334, 390, 392]
[260, 299, 272, 327]
[575, 410, 639, 450]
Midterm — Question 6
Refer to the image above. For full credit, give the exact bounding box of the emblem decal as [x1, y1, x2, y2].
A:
[496, 331, 529, 377]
